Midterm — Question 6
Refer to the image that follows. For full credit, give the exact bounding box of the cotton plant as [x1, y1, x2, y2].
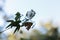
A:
[5, 9, 36, 34]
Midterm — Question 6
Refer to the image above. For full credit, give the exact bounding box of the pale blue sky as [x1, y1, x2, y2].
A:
[4, 0, 60, 23]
